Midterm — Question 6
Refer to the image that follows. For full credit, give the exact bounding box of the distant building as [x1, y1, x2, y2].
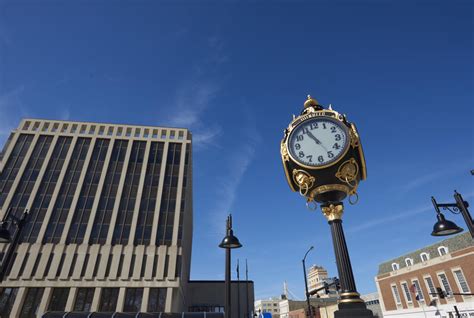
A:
[375, 232, 474, 317]
[307, 265, 337, 298]
[255, 297, 281, 317]
[361, 292, 383, 317]
[279, 298, 338, 318]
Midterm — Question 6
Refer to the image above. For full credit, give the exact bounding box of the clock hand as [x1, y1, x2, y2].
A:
[306, 131, 321, 144]
[306, 131, 328, 152]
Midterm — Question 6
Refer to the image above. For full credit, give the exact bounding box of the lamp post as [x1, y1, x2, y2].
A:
[0, 209, 28, 281]
[219, 214, 242, 318]
[431, 191, 473, 239]
[302, 246, 314, 318]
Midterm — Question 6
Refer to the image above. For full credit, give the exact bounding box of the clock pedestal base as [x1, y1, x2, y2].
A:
[335, 302, 375, 318]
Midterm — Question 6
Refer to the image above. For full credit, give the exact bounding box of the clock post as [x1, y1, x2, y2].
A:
[281, 96, 374, 318]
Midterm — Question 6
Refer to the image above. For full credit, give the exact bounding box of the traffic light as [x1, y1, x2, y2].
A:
[436, 287, 446, 299]
[334, 277, 340, 291]
[324, 282, 330, 294]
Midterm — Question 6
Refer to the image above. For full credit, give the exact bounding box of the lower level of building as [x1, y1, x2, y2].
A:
[380, 300, 474, 317]
[0, 280, 254, 317]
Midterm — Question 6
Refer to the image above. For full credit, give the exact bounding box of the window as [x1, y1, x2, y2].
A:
[67, 138, 110, 244]
[124, 288, 143, 312]
[89, 139, 128, 245]
[453, 269, 470, 294]
[437, 272, 453, 297]
[438, 246, 448, 256]
[424, 276, 437, 299]
[148, 288, 167, 312]
[420, 253, 430, 262]
[99, 288, 119, 312]
[391, 285, 401, 305]
[401, 282, 413, 303]
[20, 288, 44, 317]
[405, 258, 413, 267]
[134, 142, 164, 245]
[74, 288, 95, 311]
[412, 279, 424, 301]
[0, 288, 18, 317]
[48, 288, 69, 311]
[391, 263, 399, 271]
[113, 141, 146, 245]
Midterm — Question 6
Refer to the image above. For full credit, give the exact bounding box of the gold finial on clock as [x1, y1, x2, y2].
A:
[304, 95, 319, 108]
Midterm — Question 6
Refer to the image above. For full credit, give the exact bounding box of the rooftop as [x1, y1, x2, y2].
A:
[377, 232, 473, 275]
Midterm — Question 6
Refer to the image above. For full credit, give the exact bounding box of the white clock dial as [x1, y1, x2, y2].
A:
[288, 118, 349, 167]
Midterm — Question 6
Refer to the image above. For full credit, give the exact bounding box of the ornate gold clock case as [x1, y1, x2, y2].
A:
[281, 96, 367, 206]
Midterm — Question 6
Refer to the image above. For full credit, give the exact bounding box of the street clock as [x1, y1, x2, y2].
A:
[281, 95, 367, 207]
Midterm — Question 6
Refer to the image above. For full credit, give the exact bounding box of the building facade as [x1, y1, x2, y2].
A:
[360, 292, 383, 317]
[307, 265, 336, 298]
[255, 297, 281, 317]
[375, 233, 474, 317]
[0, 119, 193, 316]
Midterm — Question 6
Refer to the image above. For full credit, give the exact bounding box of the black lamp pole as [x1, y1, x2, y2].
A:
[0, 209, 28, 281]
[219, 214, 242, 318]
[431, 191, 473, 239]
[302, 246, 314, 318]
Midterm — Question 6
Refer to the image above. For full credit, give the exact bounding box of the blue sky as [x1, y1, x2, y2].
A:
[0, 0, 473, 300]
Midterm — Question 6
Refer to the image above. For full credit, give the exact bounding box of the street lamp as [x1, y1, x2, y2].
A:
[219, 214, 242, 318]
[431, 191, 473, 239]
[302, 246, 314, 318]
[0, 209, 29, 281]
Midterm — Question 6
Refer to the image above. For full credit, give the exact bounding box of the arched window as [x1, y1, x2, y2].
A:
[420, 253, 430, 262]
[438, 246, 448, 256]
[392, 263, 399, 271]
[405, 258, 413, 267]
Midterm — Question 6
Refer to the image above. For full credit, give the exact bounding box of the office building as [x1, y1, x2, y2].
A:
[375, 233, 473, 317]
[0, 118, 193, 316]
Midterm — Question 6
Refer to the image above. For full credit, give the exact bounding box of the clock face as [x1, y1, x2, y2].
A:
[288, 118, 349, 168]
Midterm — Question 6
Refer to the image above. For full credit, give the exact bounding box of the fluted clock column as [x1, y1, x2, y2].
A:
[321, 203, 374, 318]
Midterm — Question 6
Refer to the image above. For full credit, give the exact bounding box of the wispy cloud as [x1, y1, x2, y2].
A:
[209, 110, 262, 235]
[399, 161, 473, 192]
[348, 191, 474, 234]
[166, 80, 222, 150]
[0, 86, 25, 140]
[164, 35, 229, 150]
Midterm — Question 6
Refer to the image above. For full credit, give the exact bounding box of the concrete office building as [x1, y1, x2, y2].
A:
[375, 233, 473, 317]
[0, 119, 193, 316]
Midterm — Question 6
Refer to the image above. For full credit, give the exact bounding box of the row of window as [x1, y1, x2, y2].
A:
[21, 121, 186, 140]
[0, 287, 167, 317]
[390, 267, 471, 308]
[391, 246, 448, 271]
[4, 248, 182, 281]
[0, 135, 189, 247]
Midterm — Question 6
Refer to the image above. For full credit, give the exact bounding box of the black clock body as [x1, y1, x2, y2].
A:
[281, 105, 367, 205]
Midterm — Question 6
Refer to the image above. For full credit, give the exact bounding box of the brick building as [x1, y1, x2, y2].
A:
[375, 233, 473, 317]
